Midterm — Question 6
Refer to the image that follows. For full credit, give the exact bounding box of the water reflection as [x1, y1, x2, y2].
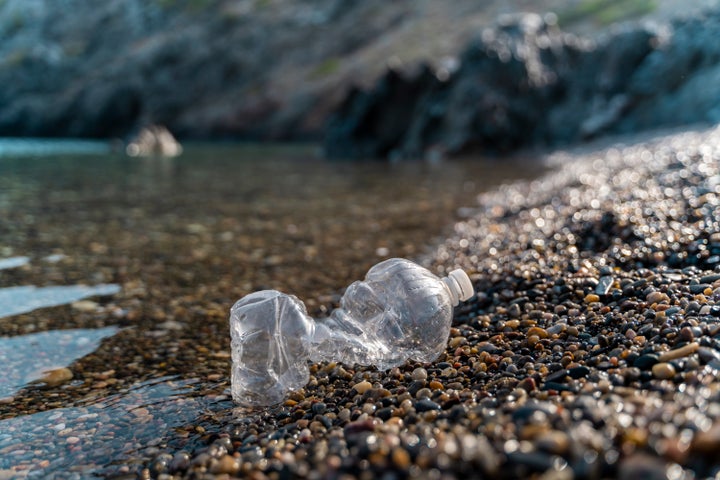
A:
[0, 284, 121, 319]
[0, 327, 119, 398]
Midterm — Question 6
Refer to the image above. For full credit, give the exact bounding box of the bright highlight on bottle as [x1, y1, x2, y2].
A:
[229, 258, 474, 406]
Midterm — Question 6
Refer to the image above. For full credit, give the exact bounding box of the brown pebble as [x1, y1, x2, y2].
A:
[429, 380, 444, 390]
[38, 367, 73, 387]
[646, 291, 668, 304]
[211, 455, 239, 474]
[527, 327, 548, 338]
[352, 380, 372, 394]
[391, 448, 411, 469]
[584, 294, 600, 303]
[658, 342, 699, 362]
[504, 320, 520, 330]
[66, 436, 80, 445]
[518, 377, 536, 392]
[652, 362, 676, 379]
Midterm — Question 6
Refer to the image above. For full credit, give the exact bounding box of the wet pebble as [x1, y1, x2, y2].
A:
[411, 368, 428, 381]
[651, 362, 676, 379]
[415, 399, 441, 412]
[634, 354, 659, 370]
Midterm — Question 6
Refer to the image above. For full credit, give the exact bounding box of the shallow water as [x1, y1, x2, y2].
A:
[0, 284, 121, 318]
[0, 256, 29, 270]
[0, 326, 120, 398]
[0, 141, 548, 476]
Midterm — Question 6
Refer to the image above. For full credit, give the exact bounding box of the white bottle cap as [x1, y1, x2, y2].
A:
[442, 269, 474, 305]
[449, 269, 474, 301]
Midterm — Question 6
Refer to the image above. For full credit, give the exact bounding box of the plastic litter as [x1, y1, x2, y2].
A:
[229, 258, 474, 406]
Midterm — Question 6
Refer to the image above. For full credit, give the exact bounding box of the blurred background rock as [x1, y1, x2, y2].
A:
[0, 0, 718, 156]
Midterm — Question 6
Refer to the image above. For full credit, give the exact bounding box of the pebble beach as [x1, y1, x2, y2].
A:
[2, 125, 720, 479]
[163, 126, 720, 479]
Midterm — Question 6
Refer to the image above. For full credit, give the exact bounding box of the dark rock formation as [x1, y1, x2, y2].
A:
[0, 0, 528, 141]
[324, 10, 720, 159]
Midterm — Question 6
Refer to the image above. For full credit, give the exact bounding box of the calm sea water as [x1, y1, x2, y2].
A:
[0, 139, 548, 476]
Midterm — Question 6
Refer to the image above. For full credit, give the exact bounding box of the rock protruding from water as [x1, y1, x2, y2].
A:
[324, 10, 720, 159]
[126, 125, 183, 157]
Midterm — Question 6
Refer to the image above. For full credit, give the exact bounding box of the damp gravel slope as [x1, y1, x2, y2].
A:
[153, 126, 720, 479]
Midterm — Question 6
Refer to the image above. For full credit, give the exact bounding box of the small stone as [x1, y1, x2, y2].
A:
[545, 369, 569, 383]
[646, 291, 668, 304]
[72, 300, 99, 312]
[567, 366, 590, 379]
[352, 381, 372, 394]
[584, 294, 600, 303]
[66, 436, 80, 445]
[311, 402, 327, 415]
[634, 354, 659, 370]
[211, 455, 239, 474]
[518, 377, 537, 392]
[415, 388, 432, 399]
[699, 274, 720, 284]
[527, 327, 548, 338]
[698, 347, 720, 363]
[651, 362, 675, 380]
[415, 399, 441, 412]
[596, 276, 614, 295]
[690, 284, 711, 294]
[38, 367, 73, 387]
[429, 380, 444, 390]
[411, 368, 428, 381]
[391, 448, 411, 469]
[657, 342, 699, 362]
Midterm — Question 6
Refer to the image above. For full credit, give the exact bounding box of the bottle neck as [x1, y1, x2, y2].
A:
[441, 269, 474, 306]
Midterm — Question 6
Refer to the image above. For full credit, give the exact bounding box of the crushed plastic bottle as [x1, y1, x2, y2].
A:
[229, 258, 474, 406]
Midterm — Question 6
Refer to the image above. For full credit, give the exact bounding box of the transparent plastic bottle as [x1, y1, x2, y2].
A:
[229, 258, 474, 406]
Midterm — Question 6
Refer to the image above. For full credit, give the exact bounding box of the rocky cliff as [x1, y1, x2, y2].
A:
[1, 0, 718, 151]
[325, 8, 720, 159]
[0, 0, 566, 140]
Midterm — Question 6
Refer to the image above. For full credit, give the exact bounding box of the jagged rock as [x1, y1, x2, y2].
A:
[324, 9, 720, 159]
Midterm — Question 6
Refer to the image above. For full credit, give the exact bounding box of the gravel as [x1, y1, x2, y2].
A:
[148, 126, 720, 479]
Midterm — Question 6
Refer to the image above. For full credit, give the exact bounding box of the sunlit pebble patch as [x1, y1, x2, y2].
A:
[149, 127, 720, 479]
